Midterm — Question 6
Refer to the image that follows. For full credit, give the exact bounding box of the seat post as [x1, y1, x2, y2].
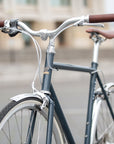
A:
[91, 33, 106, 63]
[93, 40, 100, 63]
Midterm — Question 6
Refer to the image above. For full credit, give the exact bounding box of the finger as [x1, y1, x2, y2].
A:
[86, 28, 96, 33]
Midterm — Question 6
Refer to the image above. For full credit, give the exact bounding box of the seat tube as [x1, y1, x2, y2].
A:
[84, 63, 98, 144]
[84, 40, 100, 144]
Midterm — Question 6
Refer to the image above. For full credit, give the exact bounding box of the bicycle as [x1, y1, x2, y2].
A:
[0, 14, 114, 144]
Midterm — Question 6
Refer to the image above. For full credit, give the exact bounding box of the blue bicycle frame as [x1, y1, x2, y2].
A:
[41, 50, 114, 144]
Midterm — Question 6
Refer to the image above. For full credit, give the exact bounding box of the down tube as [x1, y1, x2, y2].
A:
[50, 84, 76, 144]
[84, 62, 98, 144]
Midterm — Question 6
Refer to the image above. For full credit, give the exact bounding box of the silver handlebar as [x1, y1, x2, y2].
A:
[4, 15, 104, 41]
[18, 16, 89, 40]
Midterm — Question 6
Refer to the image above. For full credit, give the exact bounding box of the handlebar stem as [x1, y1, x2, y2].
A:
[47, 39, 56, 54]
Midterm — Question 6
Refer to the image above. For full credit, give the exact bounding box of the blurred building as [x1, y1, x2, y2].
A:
[0, 0, 113, 50]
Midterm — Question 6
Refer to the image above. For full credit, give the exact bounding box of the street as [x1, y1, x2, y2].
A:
[0, 48, 114, 143]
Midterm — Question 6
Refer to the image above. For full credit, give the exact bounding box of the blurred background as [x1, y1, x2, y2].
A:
[0, 0, 114, 49]
[0, 0, 114, 143]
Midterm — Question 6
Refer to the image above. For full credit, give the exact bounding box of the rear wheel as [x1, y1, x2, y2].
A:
[91, 85, 114, 144]
[0, 97, 65, 144]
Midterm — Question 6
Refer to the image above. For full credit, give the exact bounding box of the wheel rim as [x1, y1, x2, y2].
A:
[95, 99, 114, 144]
[0, 99, 64, 144]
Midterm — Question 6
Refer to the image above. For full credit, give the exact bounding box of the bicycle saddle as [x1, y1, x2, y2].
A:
[86, 28, 114, 39]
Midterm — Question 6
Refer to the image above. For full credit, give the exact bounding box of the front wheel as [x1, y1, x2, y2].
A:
[91, 84, 114, 144]
[0, 97, 65, 144]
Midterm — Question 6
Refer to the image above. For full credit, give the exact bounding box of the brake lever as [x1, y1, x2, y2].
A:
[78, 23, 104, 28]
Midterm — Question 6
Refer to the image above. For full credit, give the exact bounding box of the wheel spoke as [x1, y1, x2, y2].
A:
[8, 120, 11, 144]
[0, 99, 64, 144]
[98, 122, 114, 141]
[37, 113, 41, 144]
[2, 128, 11, 144]
[14, 113, 22, 141]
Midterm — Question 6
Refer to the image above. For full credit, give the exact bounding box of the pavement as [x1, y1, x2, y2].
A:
[0, 48, 114, 143]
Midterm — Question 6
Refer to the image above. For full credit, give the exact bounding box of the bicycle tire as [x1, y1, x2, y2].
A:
[0, 97, 65, 144]
[91, 93, 114, 144]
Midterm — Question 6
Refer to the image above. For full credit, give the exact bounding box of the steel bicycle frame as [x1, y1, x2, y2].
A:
[41, 51, 114, 144]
